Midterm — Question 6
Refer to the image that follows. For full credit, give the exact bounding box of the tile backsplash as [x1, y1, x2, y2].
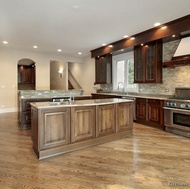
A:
[139, 39, 190, 95]
[139, 66, 190, 95]
[99, 39, 190, 95]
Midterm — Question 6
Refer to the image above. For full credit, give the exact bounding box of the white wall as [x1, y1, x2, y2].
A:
[50, 61, 68, 90]
[0, 46, 84, 112]
[69, 56, 96, 95]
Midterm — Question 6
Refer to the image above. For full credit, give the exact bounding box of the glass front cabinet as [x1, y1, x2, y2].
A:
[134, 40, 162, 83]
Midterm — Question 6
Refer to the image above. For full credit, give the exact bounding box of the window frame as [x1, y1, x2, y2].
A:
[112, 51, 138, 93]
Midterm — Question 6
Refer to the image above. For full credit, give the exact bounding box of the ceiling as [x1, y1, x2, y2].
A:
[0, 0, 190, 58]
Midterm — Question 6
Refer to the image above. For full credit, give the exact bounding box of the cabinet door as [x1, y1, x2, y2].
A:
[134, 46, 144, 83]
[97, 104, 116, 137]
[18, 66, 35, 84]
[116, 102, 133, 132]
[145, 41, 162, 83]
[39, 107, 71, 150]
[145, 43, 156, 82]
[136, 98, 146, 121]
[71, 106, 96, 143]
[95, 54, 112, 84]
[134, 40, 162, 83]
[148, 99, 160, 124]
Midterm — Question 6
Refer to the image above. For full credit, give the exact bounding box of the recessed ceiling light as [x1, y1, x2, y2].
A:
[154, 22, 161, 27]
[141, 44, 144, 46]
[78, 52, 82, 55]
[102, 43, 106, 46]
[3, 41, 8, 44]
[33, 46, 38, 48]
[121, 49, 124, 51]
[161, 26, 167, 29]
[172, 35, 176, 38]
[123, 35, 128, 38]
[130, 37, 135, 40]
[108, 45, 113, 48]
[73, 5, 79, 9]
[57, 49, 62, 52]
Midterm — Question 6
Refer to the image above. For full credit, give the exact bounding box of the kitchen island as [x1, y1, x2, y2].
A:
[18, 89, 91, 129]
[31, 98, 134, 159]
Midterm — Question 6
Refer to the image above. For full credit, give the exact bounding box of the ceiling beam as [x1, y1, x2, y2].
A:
[91, 14, 190, 58]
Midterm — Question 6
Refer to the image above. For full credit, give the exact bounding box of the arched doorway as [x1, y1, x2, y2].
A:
[18, 58, 36, 90]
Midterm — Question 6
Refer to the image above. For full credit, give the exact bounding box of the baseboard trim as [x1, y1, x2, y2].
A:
[0, 108, 17, 113]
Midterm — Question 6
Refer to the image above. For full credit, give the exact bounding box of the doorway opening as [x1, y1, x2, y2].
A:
[18, 58, 36, 90]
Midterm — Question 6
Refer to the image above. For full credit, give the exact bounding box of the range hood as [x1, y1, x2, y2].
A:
[163, 36, 190, 68]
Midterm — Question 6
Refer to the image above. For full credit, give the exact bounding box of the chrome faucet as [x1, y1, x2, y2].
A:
[118, 82, 124, 92]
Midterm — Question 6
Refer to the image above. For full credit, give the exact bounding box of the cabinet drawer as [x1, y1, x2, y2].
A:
[148, 99, 160, 104]
[136, 98, 146, 103]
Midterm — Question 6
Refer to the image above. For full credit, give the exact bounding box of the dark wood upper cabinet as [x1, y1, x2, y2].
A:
[134, 40, 162, 83]
[95, 54, 112, 84]
[18, 65, 35, 84]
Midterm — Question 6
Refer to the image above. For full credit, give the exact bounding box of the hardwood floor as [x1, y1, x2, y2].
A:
[0, 113, 189, 189]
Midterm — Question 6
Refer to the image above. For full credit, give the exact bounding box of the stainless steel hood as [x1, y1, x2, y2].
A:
[163, 36, 190, 68]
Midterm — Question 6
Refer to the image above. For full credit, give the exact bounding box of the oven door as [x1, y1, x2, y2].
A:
[164, 107, 190, 130]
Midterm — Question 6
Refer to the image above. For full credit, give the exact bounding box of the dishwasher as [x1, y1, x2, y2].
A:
[122, 96, 136, 121]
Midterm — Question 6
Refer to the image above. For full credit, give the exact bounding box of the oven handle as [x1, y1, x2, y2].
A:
[163, 107, 190, 113]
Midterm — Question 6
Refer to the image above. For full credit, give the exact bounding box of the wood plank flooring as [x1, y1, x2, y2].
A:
[0, 112, 189, 189]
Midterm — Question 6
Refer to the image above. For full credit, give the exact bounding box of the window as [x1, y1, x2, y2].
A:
[112, 51, 138, 92]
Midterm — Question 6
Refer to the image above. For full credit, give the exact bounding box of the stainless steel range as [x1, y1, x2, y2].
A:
[164, 88, 190, 138]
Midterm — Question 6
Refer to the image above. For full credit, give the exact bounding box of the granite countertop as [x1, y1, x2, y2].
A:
[18, 89, 85, 99]
[20, 94, 91, 99]
[91, 92, 172, 100]
[31, 98, 133, 109]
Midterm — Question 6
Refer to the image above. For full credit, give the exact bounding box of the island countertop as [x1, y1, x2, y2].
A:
[30, 98, 134, 109]
[91, 92, 172, 100]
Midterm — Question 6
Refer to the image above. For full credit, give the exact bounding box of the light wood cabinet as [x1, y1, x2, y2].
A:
[96, 104, 116, 137]
[71, 106, 96, 143]
[18, 98, 52, 130]
[31, 106, 71, 157]
[31, 100, 133, 159]
[116, 102, 133, 132]
[39, 107, 71, 150]
[18, 95, 91, 130]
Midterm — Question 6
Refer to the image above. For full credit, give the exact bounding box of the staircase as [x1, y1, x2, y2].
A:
[68, 69, 82, 90]
[68, 80, 74, 89]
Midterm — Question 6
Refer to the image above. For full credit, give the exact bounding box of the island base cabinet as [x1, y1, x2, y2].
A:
[96, 104, 116, 137]
[71, 106, 96, 143]
[31, 107, 39, 156]
[31, 100, 133, 159]
[31, 107, 71, 159]
[116, 102, 133, 132]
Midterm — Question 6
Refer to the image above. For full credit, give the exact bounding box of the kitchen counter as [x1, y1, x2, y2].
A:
[18, 89, 92, 130]
[18, 89, 84, 99]
[21, 94, 91, 99]
[31, 98, 133, 159]
[91, 92, 172, 100]
[31, 98, 133, 109]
